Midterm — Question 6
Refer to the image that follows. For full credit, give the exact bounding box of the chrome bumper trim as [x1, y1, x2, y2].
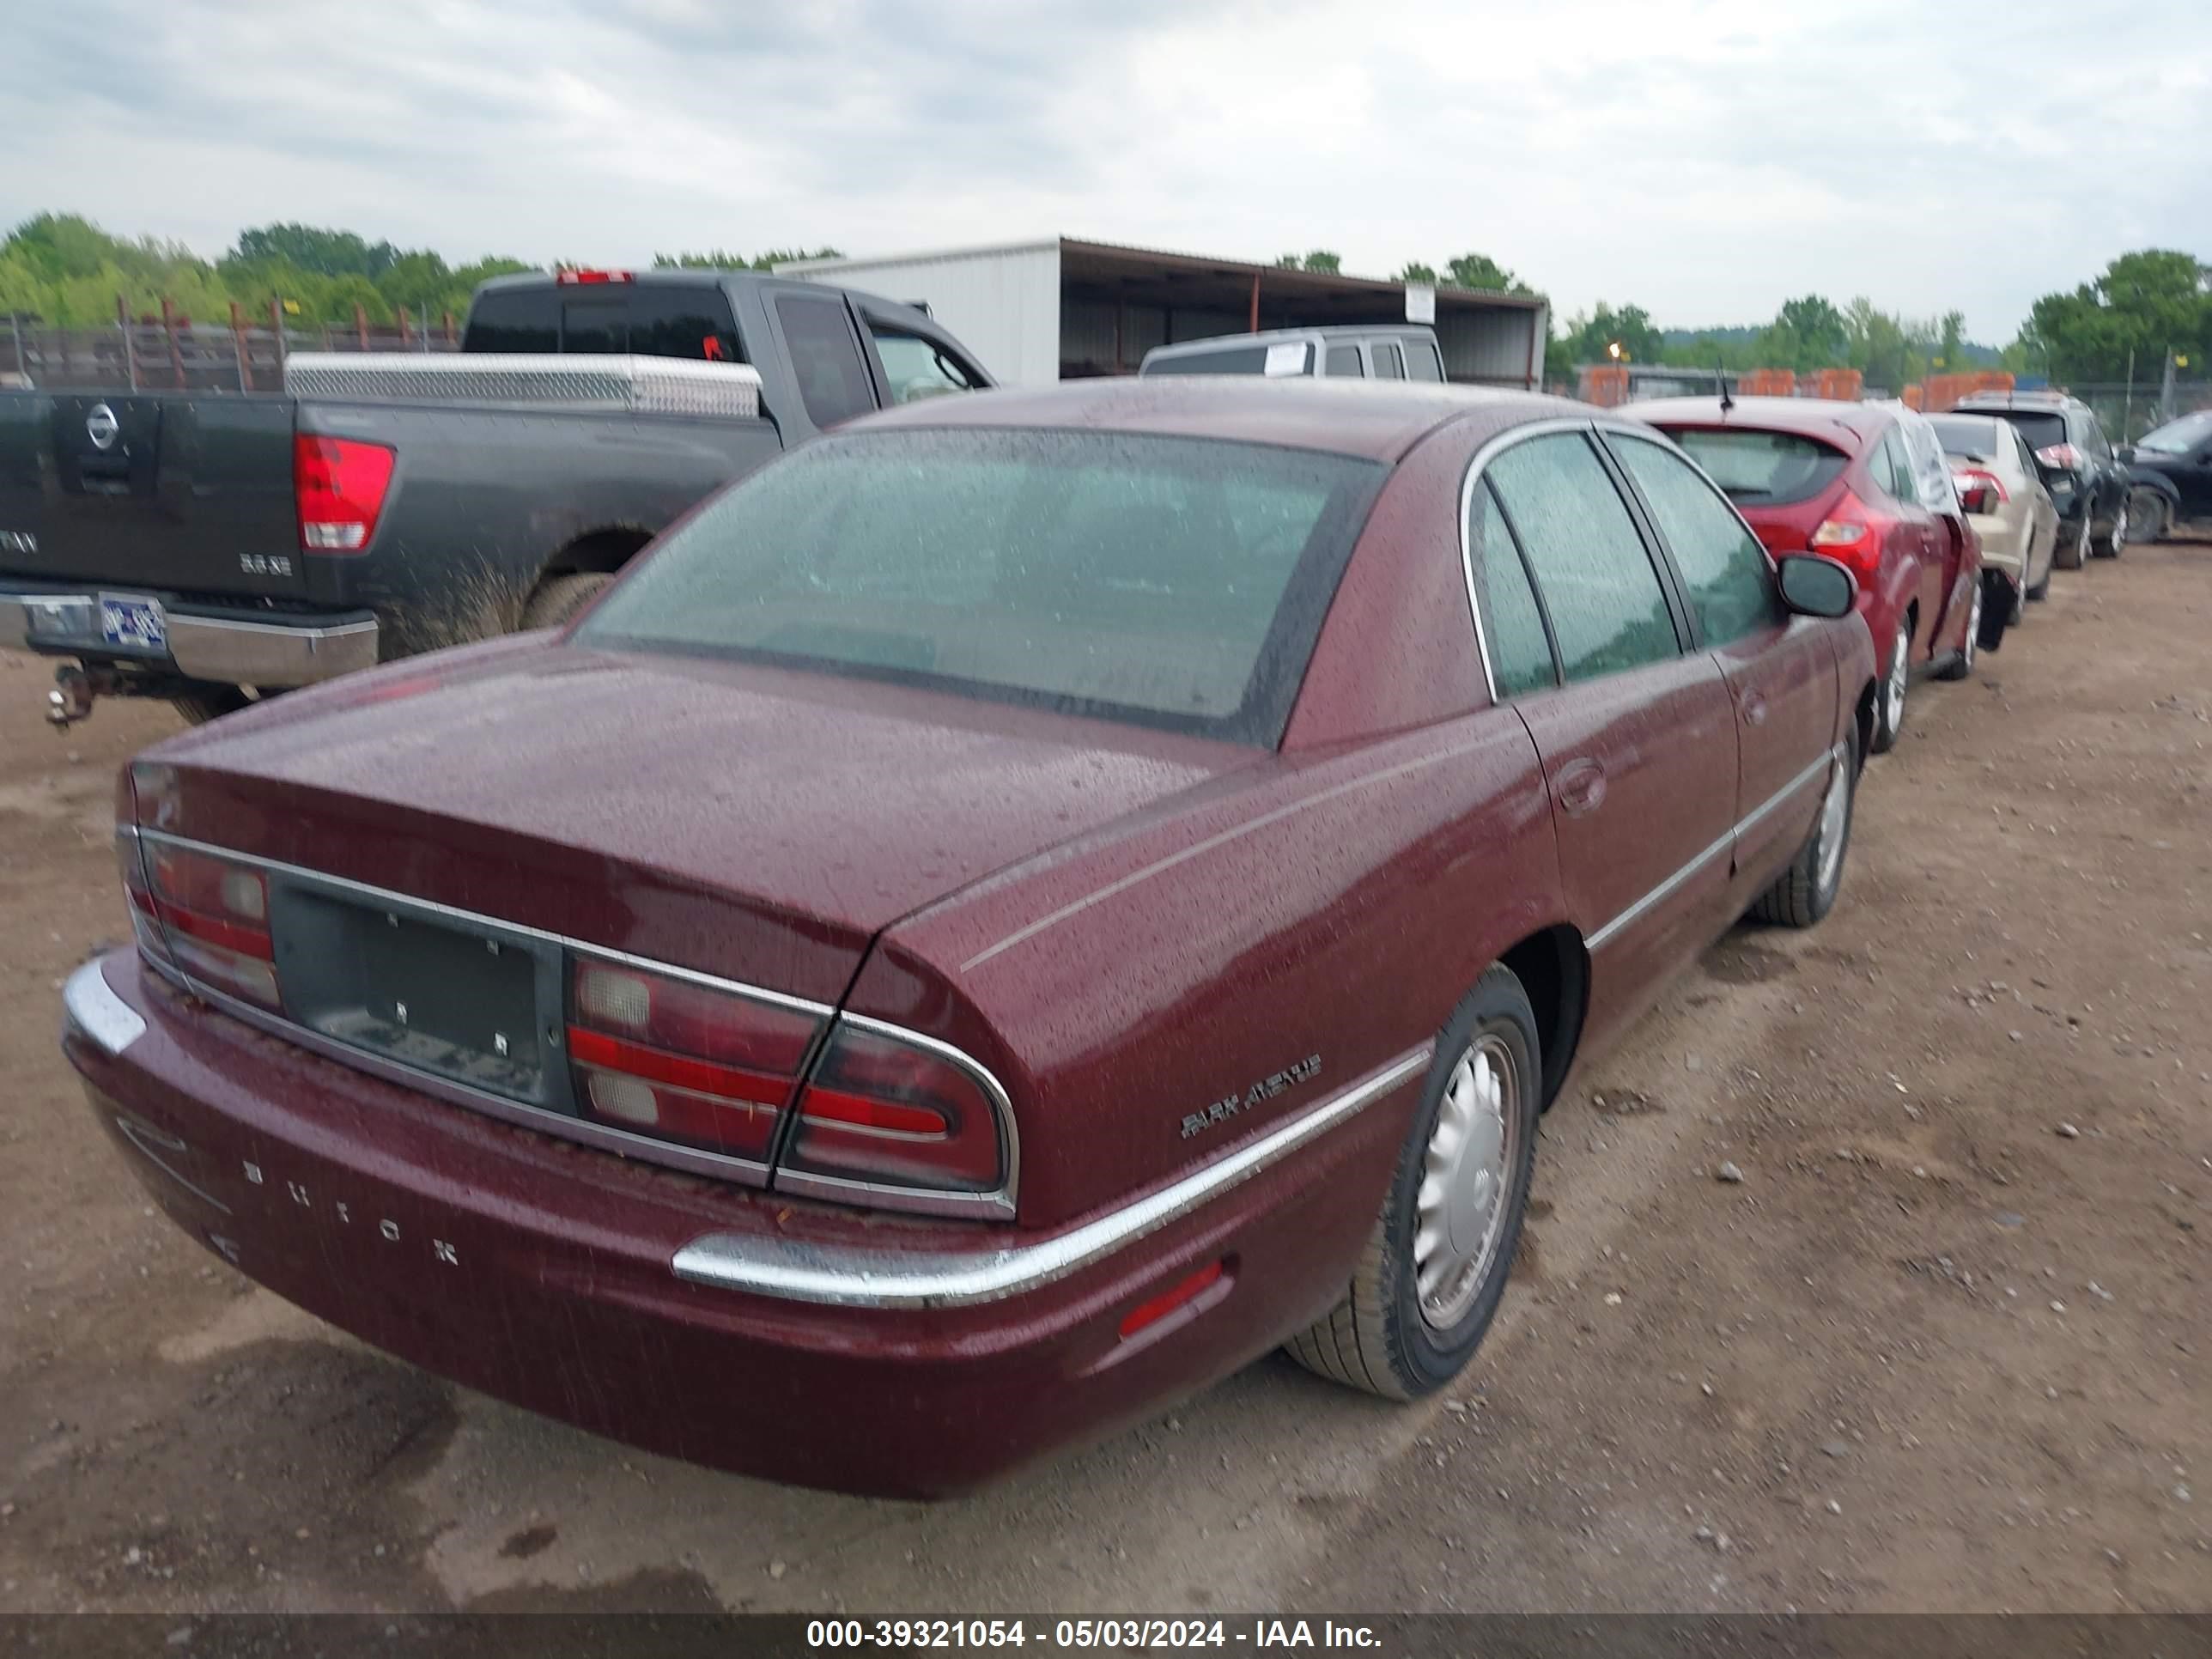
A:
[0, 588, 379, 687]
[63, 957, 146, 1056]
[671, 1045, 1433, 1310]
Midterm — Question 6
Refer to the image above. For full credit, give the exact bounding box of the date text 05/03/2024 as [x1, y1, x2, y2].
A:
[804, 1620, 1383, 1650]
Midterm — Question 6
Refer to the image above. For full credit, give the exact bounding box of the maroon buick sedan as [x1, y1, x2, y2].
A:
[63, 380, 1878, 1498]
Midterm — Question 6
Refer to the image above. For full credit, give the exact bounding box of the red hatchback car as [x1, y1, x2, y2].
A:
[64, 381, 1877, 1497]
[1629, 397, 1988, 752]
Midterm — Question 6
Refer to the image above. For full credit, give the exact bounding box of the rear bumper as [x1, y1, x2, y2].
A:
[0, 584, 378, 687]
[1964, 514, 2025, 580]
[61, 951, 1412, 1497]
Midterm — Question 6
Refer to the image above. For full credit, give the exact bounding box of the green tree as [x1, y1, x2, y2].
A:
[2026, 248, 2211, 381]
[1554, 301, 1662, 367]
[230, 223, 398, 279]
[652, 247, 842, 271]
[1772, 295, 1847, 368]
[1395, 261, 1437, 284]
[1936, 309, 1964, 373]
[1443, 252, 1534, 295]
[1299, 250, 1342, 274]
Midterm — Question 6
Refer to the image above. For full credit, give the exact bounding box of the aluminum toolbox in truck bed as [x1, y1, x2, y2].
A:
[282, 354, 763, 418]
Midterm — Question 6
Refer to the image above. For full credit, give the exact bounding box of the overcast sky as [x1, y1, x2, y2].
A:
[4, 0, 2206, 341]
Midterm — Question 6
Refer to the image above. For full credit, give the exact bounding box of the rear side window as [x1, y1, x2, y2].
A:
[1468, 478, 1557, 697]
[871, 329, 981, 404]
[1872, 429, 1916, 503]
[1324, 345, 1364, 377]
[1927, 416, 2004, 461]
[461, 288, 558, 353]
[1660, 427, 1849, 506]
[775, 295, 877, 428]
[1610, 434, 1782, 647]
[1486, 434, 1680, 684]
[1405, 340, 1444, 382]
[1370, 342, 1405, 380]
[1145, 343, 1310, 376]
[630, 286, 744, 363]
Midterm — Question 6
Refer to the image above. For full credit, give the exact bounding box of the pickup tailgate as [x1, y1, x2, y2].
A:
[0, 391, 307, 598]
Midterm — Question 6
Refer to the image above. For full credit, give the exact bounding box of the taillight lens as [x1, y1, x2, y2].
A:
[115, 828, 172, 967]
[1952, 467, 2007, 514]
[2034, 441, 2085, 471]
[144, 843, 278, 1008]
[295, 434, 396, 553]
[1808, 490, 1882, 580]
[784, 1024, 1007, 1195]
[567, 959, 820, 1162]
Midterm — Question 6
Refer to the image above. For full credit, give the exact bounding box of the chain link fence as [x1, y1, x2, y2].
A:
[2051, 380, 2212, 446]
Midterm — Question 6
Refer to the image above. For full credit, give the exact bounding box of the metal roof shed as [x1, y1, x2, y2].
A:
[776, 237, 1547, 390]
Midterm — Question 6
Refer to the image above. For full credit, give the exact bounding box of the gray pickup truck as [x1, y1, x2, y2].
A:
[0, 269, 992, 724]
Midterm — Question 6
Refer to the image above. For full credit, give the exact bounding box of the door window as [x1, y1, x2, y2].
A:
[1467, 477, 1558, 697]
[1324, 345, 1364, 377]
[1610, 434, 1783, 646]
[870, 328, 982, 404]
[1873, 429, 1916, 503]
[1486, 434, 1680, 684]
[1405, 341, 1444, 382]
[1370, 342, 1405, 380]
[775, 295, 877, 428]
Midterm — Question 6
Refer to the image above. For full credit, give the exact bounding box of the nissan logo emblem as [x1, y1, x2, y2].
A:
[86, 403, 120, 451]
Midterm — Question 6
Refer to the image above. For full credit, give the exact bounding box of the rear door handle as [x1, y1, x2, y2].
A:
[1740, 689, 1769, 727]
[1556, 757, 1607, 817]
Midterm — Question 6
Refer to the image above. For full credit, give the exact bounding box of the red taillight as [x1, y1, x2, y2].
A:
[556, 269, 634, 285]
[1808, 489, 1882, 580]
[1952, 467, 2008, 515]
[785, 1024, 1007, 1196]
[1119, 1259, 1227, 1340]
[144, 844, 277, 1008]
[567, 959, 821, 1162]
[115, 828, 172, 967]
[295, 434, 395, 553]
[2034, 441, 2086, 470]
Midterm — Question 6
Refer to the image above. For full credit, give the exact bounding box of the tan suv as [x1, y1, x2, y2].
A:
[1928, 411, 2060, 620]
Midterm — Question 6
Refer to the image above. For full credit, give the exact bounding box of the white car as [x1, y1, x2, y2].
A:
[1928, 411, 2061, 621]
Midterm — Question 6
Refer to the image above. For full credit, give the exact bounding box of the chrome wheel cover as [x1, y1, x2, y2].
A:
[1884, 623, 1909, 732]
[1415, 1036, 1518, 1330]
[1815, 752, 1849, 895]
[2109, 501, 2127, 553]
[1961, 585, 1981, 670]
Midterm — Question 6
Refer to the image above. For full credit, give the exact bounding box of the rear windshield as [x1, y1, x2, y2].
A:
[461, 283, 742, 362]
[1146, 343, 1312, 377]
[2137, 410, 2212, 455]
[1654, 426, 1849, 506]
[1927, 415, 2006, 460]
[1978, 409, 2066, 450]
[577, 428, 1386, 745]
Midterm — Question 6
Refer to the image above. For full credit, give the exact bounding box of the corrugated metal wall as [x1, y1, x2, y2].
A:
[778, 244, 1062, 386]
[1439, 304, 1545, 386]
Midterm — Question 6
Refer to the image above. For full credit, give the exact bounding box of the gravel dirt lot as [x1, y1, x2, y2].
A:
[2, 541, 2205, 1617]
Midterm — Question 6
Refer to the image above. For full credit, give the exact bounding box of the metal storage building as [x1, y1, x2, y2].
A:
[776, 237, 1547, 390]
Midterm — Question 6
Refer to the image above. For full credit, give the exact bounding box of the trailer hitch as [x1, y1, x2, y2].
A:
[46, 664, 112, 729]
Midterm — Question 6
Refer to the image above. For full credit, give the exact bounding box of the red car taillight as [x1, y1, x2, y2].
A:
[1952, 467, 2008, 515]
[2034, 441, 2086, 471]
[295, 434, 395, 553]
[785, 1022, 1009, 1196]
[143, 843, 278, 1009]
[1808, 489, 1883, 582]
[567, 959, 820, 1161]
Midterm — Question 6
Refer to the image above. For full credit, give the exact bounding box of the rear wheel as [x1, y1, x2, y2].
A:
[1869, 619, 1910, 753]
[1751, 727, 1856, 928]
[1285, 966, 1540, 1401]
[2057, 516, 2090, 571]
[2094, 498, 2128, 558]
[520, 572, 613, 631]
[2127, 488, 2169, 546]
[169, 687, 253, 726]
[1936, 583, 1981, 680]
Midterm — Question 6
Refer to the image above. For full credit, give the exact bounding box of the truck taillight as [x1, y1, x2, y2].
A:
[1808, 489, 1883, 581]
[144, 843, 278, 1009]
[784, 1023, 1009, 1197]
[556, 269, 634, 285]
[567, 959, 820, 1163]
[295, 434, 395, 553]
[2034, 441, 2086, 471]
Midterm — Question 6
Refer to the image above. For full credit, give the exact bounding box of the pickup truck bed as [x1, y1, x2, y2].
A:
[0, 270, 992, 723]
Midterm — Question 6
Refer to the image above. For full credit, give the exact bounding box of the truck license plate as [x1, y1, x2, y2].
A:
[99, 593, 167, 653]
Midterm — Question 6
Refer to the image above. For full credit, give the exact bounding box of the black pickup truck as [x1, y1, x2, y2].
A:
[0, 269, 992, 724]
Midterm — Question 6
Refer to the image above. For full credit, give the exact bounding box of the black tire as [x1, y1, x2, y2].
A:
[169, 688, 253, 726]
[2127, 489, 2169, 546]
[1750, 728, 1857, 928]
[2056, 516, 2090, 571]
[1869, 618, 1910, 754]
[520, 572, 613, 631]
[1285, 965, 1540, 1401]
[2094, 497, 2127, 559]
[1936, 583, 1982, 680]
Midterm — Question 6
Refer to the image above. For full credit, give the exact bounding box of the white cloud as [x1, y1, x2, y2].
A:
[2, 0, 2206, 340]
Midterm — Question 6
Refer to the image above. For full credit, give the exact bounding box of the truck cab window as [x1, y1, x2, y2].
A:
[1370, 342, 1405, 380]
[775, 296, 877, 428]
[1406, 341, 1444, 382]
[460, 289, 558, 353]
[561, 301, 624, 355]
[871, 329, 981, 404]
[1325, 345, 1364, 377]
[630, 287, 744, 363]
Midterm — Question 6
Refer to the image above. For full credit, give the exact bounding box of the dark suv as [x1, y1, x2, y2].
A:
[2120, 409, 2212, 544]
[1952, 391, 2130, 566]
